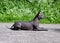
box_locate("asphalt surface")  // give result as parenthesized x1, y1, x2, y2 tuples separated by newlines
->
(0, 23, 60, 43)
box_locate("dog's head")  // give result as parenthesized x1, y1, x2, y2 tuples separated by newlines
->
(37, 12, 45, 19)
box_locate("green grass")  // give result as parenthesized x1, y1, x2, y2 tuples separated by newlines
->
(0, 0, 60, 23)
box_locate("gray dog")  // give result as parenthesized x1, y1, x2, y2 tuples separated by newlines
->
(10, 12, 48, 31)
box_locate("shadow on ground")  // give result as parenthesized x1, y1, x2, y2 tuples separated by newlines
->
(52, 29, 60, 32)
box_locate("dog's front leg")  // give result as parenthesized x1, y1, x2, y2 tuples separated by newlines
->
(33, 26, 48, 31)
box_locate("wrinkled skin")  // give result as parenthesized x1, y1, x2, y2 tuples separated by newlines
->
(10, 12, 48, 31)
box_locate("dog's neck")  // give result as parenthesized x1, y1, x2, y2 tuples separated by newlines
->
(32, 12, 40, 26)
(33, 17, 39, 23)
(32, 17, 39, 26)
(33, 14, 39, 20)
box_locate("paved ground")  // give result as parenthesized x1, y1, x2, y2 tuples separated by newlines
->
(0, 23, 60, 43)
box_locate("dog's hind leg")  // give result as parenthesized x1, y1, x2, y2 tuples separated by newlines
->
(10, 24, 18, 30)
(10, 25, 14, 30)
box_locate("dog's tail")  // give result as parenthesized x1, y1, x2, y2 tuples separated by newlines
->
(5, 25, 14, 29)
(5, 26, 10, 29)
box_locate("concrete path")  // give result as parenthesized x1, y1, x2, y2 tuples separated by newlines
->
(0, 23, 60, 43)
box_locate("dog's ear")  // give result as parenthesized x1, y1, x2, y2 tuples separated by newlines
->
(33, 11, 41, 20)
(36, 11, 41, 17)
(37, 11, 40, 15)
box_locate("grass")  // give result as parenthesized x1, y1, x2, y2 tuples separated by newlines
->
(0, 0, 60, 23)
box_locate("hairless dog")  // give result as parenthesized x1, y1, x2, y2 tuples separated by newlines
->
(10, 12, 48, 31)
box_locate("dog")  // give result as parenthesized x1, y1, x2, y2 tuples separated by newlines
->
(10, 12, 48, 31)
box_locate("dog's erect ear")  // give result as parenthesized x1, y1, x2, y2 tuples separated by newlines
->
(37, 11, 40, 15)
(36, 11, 40, 17)
(33, 11, 41, 20)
